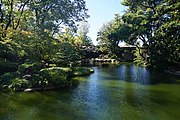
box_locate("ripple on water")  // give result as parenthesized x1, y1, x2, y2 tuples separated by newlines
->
(0, 64, 180, 120)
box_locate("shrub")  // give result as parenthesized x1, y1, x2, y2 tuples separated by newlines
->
(39, 67, 72, 87)
(8, 78, 29, 91)
(73, 67, 94, 76)
(17, 61, 42, 75)
(0, 72, 17, 89)
(0, 61, 18, 74)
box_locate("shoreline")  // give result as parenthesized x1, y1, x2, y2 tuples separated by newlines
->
(164, 70, 180, 77)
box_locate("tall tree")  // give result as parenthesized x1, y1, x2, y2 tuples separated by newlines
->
(0, 0, 31, 37)
(121, 0, 180, 69)
(77, 21, 92, 46)
(30, 0, 89, 36)
(97, 14, 124, 58)
(0, 0, 89, 71)
(0, 0, 89, 36)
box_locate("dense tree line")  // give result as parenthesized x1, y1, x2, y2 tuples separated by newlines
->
(0, 0, 93, 91)
(97, 0, 180, 70)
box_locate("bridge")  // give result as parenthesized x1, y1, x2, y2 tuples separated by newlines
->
(92, 58, 117, 63)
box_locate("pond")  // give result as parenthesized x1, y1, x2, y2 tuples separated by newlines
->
(0, 63, 180, 120)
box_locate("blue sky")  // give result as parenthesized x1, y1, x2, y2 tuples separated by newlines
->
(85, 0, 126, 45)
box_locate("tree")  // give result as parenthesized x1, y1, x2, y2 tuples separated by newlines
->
(0, 0, 90, 72)
(97, 14, 124, 58)
(0, 0, 31, 37)
(0, 0, 90, 90)
(151, 0, 180, 69)
(97, 0, 179, 69)
(58, 27, 76, 44)
(121, 0, 180, 69)
(77, 21, 92, 46)
(29, 0, 89, 36)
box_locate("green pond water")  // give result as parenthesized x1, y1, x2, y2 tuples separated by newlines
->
(0, 63, 180, 120)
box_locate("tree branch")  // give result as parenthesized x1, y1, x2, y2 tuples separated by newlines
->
(14, 0, 30, 30)
(51, 20, 63, 37)
(135, 44, 146, 60)
(5, 0, 13, 30)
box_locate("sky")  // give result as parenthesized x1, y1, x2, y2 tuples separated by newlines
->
(85, 0, 127, 45)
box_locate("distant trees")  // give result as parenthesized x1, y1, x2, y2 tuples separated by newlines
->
(97, 14, 124, 58)
(122, 0, 180, 69)
(97, 0, 180, 69)
(77, 21, 92, 46)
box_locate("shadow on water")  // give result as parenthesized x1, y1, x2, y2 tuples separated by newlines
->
(89, 63, 180, 85)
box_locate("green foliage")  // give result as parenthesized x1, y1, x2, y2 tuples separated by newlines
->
(97, 0, 179, 69)
(0, 60, 18, 74)
(58, 28, 77, 45)
(17, 61, 42, 75)
(0, 0, 89, 35)
(97, 14, 123, 58)
(39, 67, 72, 87)
(0, 29, 21, 62)
(120, 0, 180, 69)
(77, 21, 92, 46)
(51, 42, 81, 66)
(29, 0, 89, 35)
(133, 48, 147, 66)
(73, 67, 94, 76)
(8, 78, 29, 91)
(0, 72, 16, 85)
(0, 0, 91, 91)
(0, 0, 31, 32)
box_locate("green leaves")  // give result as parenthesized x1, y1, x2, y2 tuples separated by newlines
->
(51, 42, 81, 66)
(39, 67, 72, 87)
(77, 21, 92, 46)
(29, 0, 89, 35)
(97, 14, 124, 56)
(97, 0, 179, 69)
(121, 0, 180, 69)
(0, 0, 91, 90)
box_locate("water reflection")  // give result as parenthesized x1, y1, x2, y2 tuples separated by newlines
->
(104, 64, 151, 85)
(73, 65, 152, 119)
(0, 64, 180, 120)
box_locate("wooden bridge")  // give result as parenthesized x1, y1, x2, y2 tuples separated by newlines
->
(92, 58, 117, 63)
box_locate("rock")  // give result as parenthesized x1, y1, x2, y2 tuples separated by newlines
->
(24, 88, 32, 92)
(22, 74, 31, 80)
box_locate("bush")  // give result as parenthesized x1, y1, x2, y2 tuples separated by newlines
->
(39, 67, 72, 87)
(0, 61, 18, 74)
(73, 67, 94, 76)
(0, 72, 17, 88)
(17, 61, 42, 75)
(8, 78, 29, 91)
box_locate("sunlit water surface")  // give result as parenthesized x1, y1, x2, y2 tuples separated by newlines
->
(0, 63, 180, 120)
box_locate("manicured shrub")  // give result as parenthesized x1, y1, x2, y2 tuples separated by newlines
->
(0, 61, 18, 74)
(8, 78, 29, 91)
(39, 67, 72, 87)
(17, 61, 42, 75)
(0, 72, 17, 88)
(73, 67, 94, 76)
